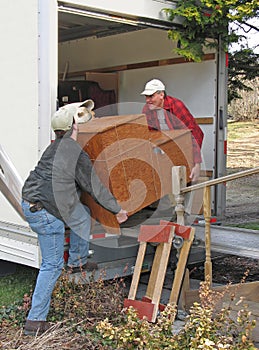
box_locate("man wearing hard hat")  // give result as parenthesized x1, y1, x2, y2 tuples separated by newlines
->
(21, 101, 128, 335)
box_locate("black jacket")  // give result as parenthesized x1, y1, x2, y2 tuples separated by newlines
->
(22, 136, 121, 221)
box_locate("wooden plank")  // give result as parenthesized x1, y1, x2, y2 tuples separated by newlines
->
(203, 186, 212, 286)
(196, 117, 214, 125)
(149, 240, 173, 321)
(184, 281, 259, 311)
(181, 167, 259, 194)
(185, 281, 259, 342)
(145, 235, 173, 301)
(62, 53, 216, 77)
(226, 301, 259, 317)
(145, 243, 165, 299)
(179, 269, 190, 311)
(169, 227, 195, 305)
(127, 242, 147, 300)
(223, 300, 259, 342)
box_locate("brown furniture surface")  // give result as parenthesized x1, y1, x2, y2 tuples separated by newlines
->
(77, 114, 193, 233)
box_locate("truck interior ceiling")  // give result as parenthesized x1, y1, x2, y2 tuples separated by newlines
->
(58, 3, 173, 42)
(58, 9, 142, 43)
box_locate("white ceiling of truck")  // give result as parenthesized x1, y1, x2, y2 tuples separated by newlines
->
(58, 4, 175, 42)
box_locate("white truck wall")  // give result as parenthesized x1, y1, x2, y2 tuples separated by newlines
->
(0, 0, 39, 225)
(0, 0, 39, 177)
(0, 0, 58, 226)
(58, 29, 178, 72)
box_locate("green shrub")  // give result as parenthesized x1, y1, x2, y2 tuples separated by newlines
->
(0, 292, 32, 328)
(0, 264, 37, 306)
(96, 278, 257, 349)
(48, 271, 127, 332)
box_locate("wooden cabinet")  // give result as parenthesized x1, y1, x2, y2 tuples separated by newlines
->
(77, 114, 193, 233)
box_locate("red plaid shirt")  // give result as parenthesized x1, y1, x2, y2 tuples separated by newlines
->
(142, 95, 204, 164)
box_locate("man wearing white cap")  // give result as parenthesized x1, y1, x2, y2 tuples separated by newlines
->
(141, 79, 204, 216)
(21, 102, 128, 335)
(141, 79, 204, 182)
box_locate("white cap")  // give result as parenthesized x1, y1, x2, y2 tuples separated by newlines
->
(51, 107, 74, 131)
(51, 100, 95, 131)
(141, 79, 165, 95)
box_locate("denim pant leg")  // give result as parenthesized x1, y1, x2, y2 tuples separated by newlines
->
(66, 202, 91, 267)
(21, 201, 65, 321)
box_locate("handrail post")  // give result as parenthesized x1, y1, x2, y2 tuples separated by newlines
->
(172, 166, 186, 225)
(172, 166, 190, 310)
(203, 185, 212, 286)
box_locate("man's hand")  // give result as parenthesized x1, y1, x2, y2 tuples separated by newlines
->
(190, 163, 201, 183)
(116, 209, 128, 224)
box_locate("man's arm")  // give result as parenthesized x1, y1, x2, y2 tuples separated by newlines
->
(190, 162, 201, 183)
(170, 98, 204, 181)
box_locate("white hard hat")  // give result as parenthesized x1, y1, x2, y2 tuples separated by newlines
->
(140, 79, 165, 95)
(51, 99, 95, 131)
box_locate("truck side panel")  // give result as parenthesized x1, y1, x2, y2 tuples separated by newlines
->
(0, 0, 39, 225)
(0, 0, 58, 226)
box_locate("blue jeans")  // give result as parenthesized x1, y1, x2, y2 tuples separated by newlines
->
(22, 200, 91, 321)
(65, 202, 91, 268)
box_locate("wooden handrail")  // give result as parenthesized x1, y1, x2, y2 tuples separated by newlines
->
(174, 166, 259, 288)
(181, 167, 259, 193)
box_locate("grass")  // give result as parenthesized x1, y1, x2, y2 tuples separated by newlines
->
(227, 222, 259, 231)
(227, 120, 259, 142)
(0, 264, 37, 306)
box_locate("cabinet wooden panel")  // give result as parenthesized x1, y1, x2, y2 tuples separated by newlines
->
(77, 115, 193, 233)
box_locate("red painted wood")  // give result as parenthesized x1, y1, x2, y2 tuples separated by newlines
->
(141, 296, 166, 312)
(124, 299, 155, 322)
(159, 220, 192, 239)
(138, 225, 172, 243)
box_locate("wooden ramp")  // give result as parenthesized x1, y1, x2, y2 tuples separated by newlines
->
(194, 224, 259, 259)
